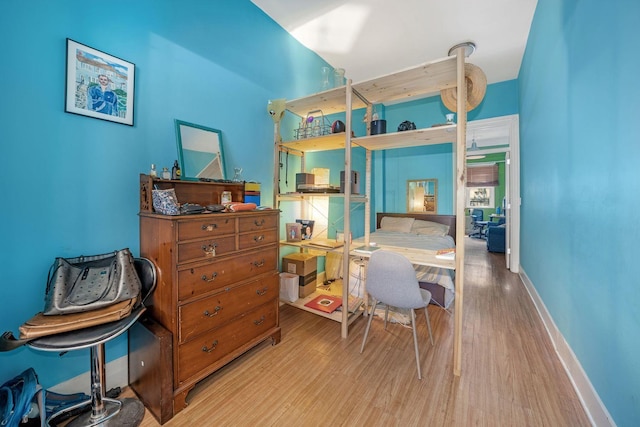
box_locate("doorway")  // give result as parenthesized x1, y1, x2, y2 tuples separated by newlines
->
(466, 115, 520, 273)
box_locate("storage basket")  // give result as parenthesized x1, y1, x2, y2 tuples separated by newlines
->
(294, 109, 331, 140)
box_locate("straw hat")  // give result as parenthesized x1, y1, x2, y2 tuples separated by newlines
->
(440, 63, 487, 112)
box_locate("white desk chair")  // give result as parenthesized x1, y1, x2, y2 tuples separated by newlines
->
(359, 250, 434, 379)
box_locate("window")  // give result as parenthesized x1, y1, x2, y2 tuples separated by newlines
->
(466, 187, 495, 208)
(467, 164, 499, 187)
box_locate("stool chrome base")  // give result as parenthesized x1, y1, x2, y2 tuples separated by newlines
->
(64, 398, 144, 427)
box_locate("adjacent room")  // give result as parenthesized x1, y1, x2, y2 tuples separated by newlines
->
(1, 1, 638, 426)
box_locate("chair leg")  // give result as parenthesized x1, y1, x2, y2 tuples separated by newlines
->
(383, 305, 390, 330)
(423, 307, 434, 346)
(360, 299, 378, 353)
(410, 309, 422, 380)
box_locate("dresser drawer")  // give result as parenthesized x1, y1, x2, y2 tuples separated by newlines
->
(238, 214, 278, 232)
(238, 228, 278, 250)
(178, 217, 235, 241)
(177, 302, 277, 384)
(178, 235, 236, 264)
(178, 273, 278, 343)
(178, 247, 278, 300)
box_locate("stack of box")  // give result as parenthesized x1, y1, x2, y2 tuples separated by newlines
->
(282, 253, 317, 298)
(244, 182, 260, 205)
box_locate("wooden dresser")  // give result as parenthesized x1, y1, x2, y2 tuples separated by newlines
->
(135, 175, 281, 422)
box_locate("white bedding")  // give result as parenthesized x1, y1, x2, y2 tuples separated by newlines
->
(351, 230, 456, 308)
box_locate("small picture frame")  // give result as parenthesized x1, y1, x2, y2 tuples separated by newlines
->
(295, 219, 315, 240)
(65, 38, 136, 126)
(286, 223, 302, 242)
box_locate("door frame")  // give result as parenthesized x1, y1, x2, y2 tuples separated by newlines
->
(467, 114, 520, 272)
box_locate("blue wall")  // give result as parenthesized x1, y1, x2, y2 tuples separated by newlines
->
(0, 0, 330, 388)
(519, 0, 640, 425)
(372, 80, 519, 216)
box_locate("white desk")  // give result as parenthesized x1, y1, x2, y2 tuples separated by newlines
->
(350, 244, 455, 270)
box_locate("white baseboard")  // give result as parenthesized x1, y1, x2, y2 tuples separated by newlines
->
(49, 355, 129, 395)
(519, 268, 615, 427)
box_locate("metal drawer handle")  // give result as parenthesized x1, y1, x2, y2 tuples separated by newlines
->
(253, 234, 265, 242)
(202, 340, 219, 353)
(256, 287, 268, 296)
(254, 219, 265, 226)
(252, 259, 265, 268)
(201, 272, 218, 282)
(202, 223, 218, 231)
(253, 316, 265, 326)
(202, 243, 218, 256)
(204, 306, 222, 317)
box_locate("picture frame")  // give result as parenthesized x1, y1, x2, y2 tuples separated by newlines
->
(65, 38, 135, 126)
(175, 120, 226, 180)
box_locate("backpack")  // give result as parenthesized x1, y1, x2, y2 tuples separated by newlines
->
(0, 368, 42, 427)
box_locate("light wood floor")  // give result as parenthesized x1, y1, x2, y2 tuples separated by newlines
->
(132, 237, 591, 426)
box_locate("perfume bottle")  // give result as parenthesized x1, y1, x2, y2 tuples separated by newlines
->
(150, 164, 157, 178)
(171, 160, 180, 180)
(161, 167, 171, 180)
(232, 167, 243, 182)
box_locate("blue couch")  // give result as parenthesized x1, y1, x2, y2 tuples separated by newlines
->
(486, 224, 506, 253)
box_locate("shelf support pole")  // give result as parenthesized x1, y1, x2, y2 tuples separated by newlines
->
(341, 79, 353, 339)
(453, 47, 468, 376)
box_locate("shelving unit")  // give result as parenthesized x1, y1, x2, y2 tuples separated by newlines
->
(273, 49, 469, 375)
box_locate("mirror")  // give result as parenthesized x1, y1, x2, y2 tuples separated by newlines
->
(407, 179, 438, 213)
(175, 119, 226, 180)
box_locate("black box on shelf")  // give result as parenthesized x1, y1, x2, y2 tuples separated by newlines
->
(340, 170, 360, 194)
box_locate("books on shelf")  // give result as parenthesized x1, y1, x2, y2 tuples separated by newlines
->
(435, 248, 456, 260)
(353, 245, 380, 255)
(304, 295, 342, 313)
(336, 296, 363, 313)
(305, 238, 344, 249)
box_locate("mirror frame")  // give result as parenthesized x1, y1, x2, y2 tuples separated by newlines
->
(175, 119, 226, 180)
(407, 179, 438, 214)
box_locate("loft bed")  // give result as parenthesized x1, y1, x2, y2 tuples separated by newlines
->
(349, 213, 457, 309)
(274, 47, 471, 375)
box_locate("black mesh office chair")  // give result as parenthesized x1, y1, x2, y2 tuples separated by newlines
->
(2, 257, 156, 426)
(469, 208, 489, 238)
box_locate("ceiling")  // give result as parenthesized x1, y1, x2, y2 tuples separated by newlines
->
(251, 0, 537, 149)
(251, 0, 537, 85)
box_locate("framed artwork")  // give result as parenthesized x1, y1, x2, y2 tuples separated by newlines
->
(407, 179, 438, 213)
(175, 120, 226, 180)
(466, 187, 495, 208)
(65, 38, 135, 126)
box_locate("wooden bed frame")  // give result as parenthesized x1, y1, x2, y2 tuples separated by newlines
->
(375, 212, 457, 242)
(373, 212, 456, 308)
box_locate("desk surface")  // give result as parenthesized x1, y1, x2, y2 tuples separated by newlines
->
(350, 244, 455, 270)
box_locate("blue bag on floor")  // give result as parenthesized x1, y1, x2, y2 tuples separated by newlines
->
(0, 367, 41, 426)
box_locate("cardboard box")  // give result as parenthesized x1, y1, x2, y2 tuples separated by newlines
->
(296, 173, 315, 191)
(282, 253, 317, 276)
(298, 271, 317, 297)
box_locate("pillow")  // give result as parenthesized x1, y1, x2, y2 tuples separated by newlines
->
(379, 216, 415, 233)
(411, 220, 450, 237)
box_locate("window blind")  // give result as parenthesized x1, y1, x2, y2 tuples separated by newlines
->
(467, 164, 499, 187)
